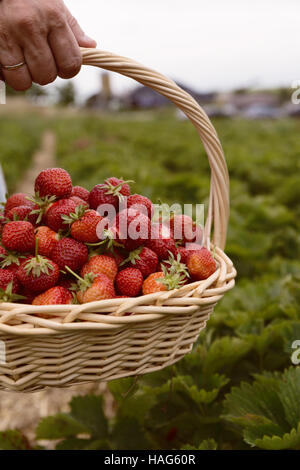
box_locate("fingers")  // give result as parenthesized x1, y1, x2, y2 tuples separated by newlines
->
(65, 7, 97, 48)
(23, 41, 57, 86)
(0, 44, 32, 91)
(48, 23, 82, 79)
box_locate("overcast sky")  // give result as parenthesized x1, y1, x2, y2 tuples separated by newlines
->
(57, 0, 299, 99)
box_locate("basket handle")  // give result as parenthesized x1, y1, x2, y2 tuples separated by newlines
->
(81, 48, 229, 250)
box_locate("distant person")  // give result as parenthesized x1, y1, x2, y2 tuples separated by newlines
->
(0, 0, 97, 91)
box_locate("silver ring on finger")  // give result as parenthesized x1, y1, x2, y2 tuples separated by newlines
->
(1, 62, 26, 71)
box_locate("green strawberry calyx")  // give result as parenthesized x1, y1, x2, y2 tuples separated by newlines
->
(64, 266, 95, 293)
(163, 251, 190, 279)
(0, 250, 25, 268)
(27, 192, 57, 224)
(120, 247, 143, 267)
(61, 205, 88, 226)
(104, 179, 134, 202)
(156, 266, 187, 291)
(0, 282, 25, 303)
(23, 238, 54, 278)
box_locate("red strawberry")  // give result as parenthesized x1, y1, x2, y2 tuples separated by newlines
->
(116, 208, 151, 251)
(116, 267, 143, 297)
(35, 226, 59, 257)
(71, 186, 90, 202)
(74, 272, 115, 304)
(142, 272, 167, 295)
(122, 247, 158, 278)
(2, 221, 35, 253)
(34, 168, 72, 199)
(177, 246, 190, 265)
(187, 247, 216, 280)
(170, 214, 203, 244)
(0, 269, 19, 294)
(63, 207, 103, 244)
(81, 255, 118, 281)
(0, 247, 27, 273)
(127, 194, 154, 219)
(7, 205, 39, 226)
(70, 196, 89, 209)
(0, 210, 6, 236)
(44, 198, 77, 232)
(146, 223, 178, 260)
(17, 255, 60, 294)
(4, 193, 35, 216)
(51, 238, 88, 271)
(142, 267, 186, 294)
(32, 286, 73, 305)
(89, 177, 131, 210)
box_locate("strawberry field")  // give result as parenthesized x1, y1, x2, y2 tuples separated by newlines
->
(1, 112, 300, 450)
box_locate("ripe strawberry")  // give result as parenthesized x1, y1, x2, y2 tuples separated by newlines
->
(51, 237, 88, 271)
(127, 194, 154, 219)
(71, 186, 90, 202)
(142, 266, 186, 295)
(177, 246, 190, 265)
(0, 247, 27, 273)
(35, 226, 59, 257)
(0, 210, 6, 236)
(116, 267, 143, 297)
(0, 269, 19, 294)
(7, 205, 39, 226)
(32, 286, 73, 306)
(122, 246, 158, 278)
(0, 269, 24, 302)
(187, 247, 216, 280)
(34, 168, 72, 199)
(71, 272, 115, 304)
(142, 272, 167, 295)
(44, 198, 77, 232)
(170, 214, 203, 244)
(89, 177, 131, 210)
(146, 223, 178, 260)
(62, 207, 103, 244)
(2, 221, 35, 253)
(81, 255, 118, 281)
(70, 196, 89, 209)
(17, 255, 60, 294)
(4, 193, 35, 216)
(116, 208, 151, 251)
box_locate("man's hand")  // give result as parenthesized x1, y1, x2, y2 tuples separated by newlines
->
(0, 0, 97, 91)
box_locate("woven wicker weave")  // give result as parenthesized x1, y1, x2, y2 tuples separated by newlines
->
(0, 49, 236, 392)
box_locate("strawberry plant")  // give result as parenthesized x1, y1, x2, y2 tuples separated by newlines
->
(1, 113, 300, 449)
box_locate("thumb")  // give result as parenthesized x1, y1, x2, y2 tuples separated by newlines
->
(66, 10, 97, 48)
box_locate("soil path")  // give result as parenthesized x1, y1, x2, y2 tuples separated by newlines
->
(0, 130, 114, 448)
(16, 129, 56, 194)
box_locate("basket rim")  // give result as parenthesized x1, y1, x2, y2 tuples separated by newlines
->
(0, 247, 236, 335)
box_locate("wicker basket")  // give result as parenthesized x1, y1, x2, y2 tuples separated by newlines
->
(0, 49, 236, 392)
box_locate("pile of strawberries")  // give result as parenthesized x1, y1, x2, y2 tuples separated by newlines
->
(0, 168, 216, 307)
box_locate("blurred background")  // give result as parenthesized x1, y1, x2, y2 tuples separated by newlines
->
(1, 0, 300, 451)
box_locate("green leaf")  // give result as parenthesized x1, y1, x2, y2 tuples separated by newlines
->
(69, 395, 108, 439)
(0, 430, 31, 450)
(36, 413, 88, 440)
(112, 416, 153, 450)
(182, 438, 217, 450)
